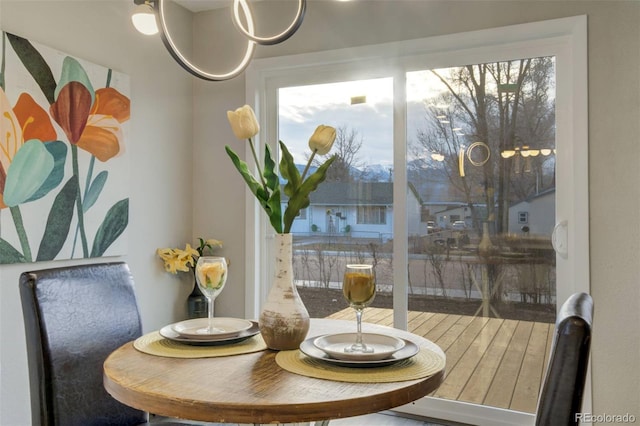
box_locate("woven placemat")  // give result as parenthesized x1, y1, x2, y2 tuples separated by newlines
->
(275, 348, 445, 383)
(133, 331, 267, 358)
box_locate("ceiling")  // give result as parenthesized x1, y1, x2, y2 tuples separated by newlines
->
(175, 0, 257, 13)
(175, 0, 344, 13)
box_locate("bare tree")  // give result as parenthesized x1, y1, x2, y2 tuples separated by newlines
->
(425, 244, 448, 297)
(412, 58, 555, 233)
(320, 126, 364, 182)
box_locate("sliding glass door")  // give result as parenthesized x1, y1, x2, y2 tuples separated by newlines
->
(246, 17, 587, 425)
(404, 58, 557, 414)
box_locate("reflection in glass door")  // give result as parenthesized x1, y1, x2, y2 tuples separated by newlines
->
(405, 57, 557, 413)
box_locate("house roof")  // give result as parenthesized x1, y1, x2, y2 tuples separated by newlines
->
(511, 187, 556, 208)
(311, 182, 393, 205)
(282, 182, 419, 206)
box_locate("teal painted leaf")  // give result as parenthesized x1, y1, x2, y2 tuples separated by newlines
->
(3, 140, 54, 207)
(83, 171, 108, 212)
(25, 141, 67, 203)
(0, 238, 27, 264)
(36, 176, 79, 261)
(90, 198, 129, 258)
(5, 33, 57, 104)
(54, 56, 95, 105)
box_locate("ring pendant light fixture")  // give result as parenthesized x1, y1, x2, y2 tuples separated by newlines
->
(231, 0, 306, 46)
(135, 0, 306, 81)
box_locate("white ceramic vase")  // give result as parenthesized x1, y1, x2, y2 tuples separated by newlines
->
(259, 233, 310, 350)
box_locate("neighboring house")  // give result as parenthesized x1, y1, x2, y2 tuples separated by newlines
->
(425, 203, 474, 230)
(507, 188, 555, 236)
(283, 182, 422, 238)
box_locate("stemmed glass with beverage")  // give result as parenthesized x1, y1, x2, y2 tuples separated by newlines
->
(342, 264, 376, 353)
(195, 256, 228, 334)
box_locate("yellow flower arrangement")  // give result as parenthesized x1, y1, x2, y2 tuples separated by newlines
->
(156, 238, 223, 274)
(197, 261, 227, 290)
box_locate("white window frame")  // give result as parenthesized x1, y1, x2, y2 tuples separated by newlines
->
(243, 15, 589, 426)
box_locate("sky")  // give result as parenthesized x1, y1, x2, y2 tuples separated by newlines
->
(277, 73, 448, 169)
(278, 77, 395, 167)
(276, 59, 557, 174)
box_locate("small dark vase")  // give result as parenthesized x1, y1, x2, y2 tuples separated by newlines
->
(187, 279, 207, 319)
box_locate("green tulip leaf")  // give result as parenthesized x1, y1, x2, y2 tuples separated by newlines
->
(36, 176, 79, 261)
(279, 141, 301, 197)
(283, 155, 336, 233)
(26, 141, 67, 203)
(263, 144, 279, 192)
(90, 198, 129, 258)
(83, 170, 108, 212)
(0, 238, 27, 264)
(263, 144, 282, 233)
(266, 187, 282, 234)
(54, 56, 95, 105)
(3, 140, 54, 207)
(298, 155, 337, 196)
(5, 33, 57, 104)
(225, 145, 271, 207)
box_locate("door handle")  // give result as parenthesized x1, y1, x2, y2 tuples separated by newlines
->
(552, 220, 568, 258)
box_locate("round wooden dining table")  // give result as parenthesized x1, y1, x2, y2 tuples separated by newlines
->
(103, 318, 445, 424)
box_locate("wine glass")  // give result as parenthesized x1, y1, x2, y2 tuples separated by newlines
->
(342, 264, 376, 353)
(195, 256, 228, 334)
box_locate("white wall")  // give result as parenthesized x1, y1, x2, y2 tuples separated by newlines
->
(0, 1, 195, 424)
(193, 0, 639, 421)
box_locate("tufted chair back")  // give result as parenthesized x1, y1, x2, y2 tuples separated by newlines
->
(19, 262, 148, 426)
(535, 292, 593, 426)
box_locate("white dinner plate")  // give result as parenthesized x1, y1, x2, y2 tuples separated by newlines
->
(171, 317, 253, 339)
(313, 333, 406, 361)
(160, 321, 260, 346)
(300, 335, 418, 368)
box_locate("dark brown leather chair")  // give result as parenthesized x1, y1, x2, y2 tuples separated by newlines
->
(19, 262, 148, 425)
(535, 292, 593, 426)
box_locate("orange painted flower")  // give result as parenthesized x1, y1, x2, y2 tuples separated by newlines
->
(92, 87, 130, 122)
(75, 88, 130, 161)
(49, 81, 92, 144)
(49, 57, 130, 162)
(0, 89, 62, 209)
(13, 93, 57, 143)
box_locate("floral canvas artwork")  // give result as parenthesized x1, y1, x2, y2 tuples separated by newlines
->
(0, 32, 130, 264)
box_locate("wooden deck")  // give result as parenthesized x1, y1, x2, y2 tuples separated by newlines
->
(326, 307, 554, 414)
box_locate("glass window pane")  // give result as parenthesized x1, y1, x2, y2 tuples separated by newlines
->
(406, 57, 556, 412)
(278, 78, 394, 320)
